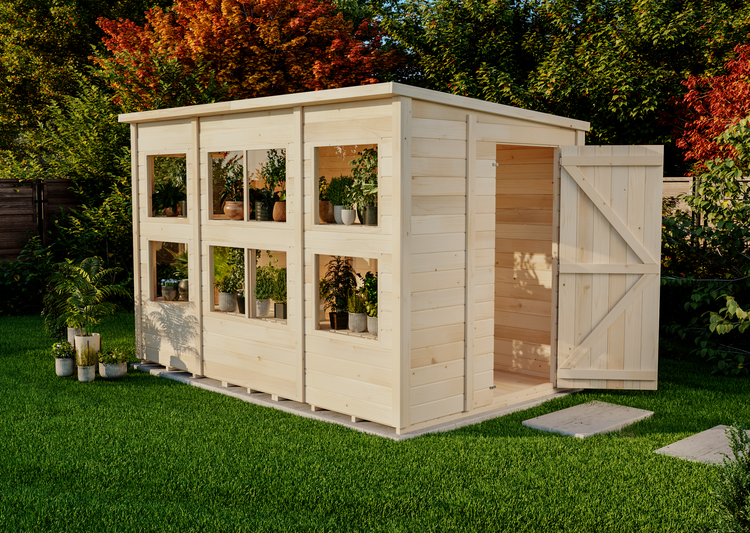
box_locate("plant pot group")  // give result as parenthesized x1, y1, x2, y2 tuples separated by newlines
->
(332, 205, 377, 226)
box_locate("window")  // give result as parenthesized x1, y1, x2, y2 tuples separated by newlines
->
(210, 246, 288, 324)
(316, 144, 378, 227)
(208, 149, 287, 222)
(149, 155, 187, 218)
(317, 254, 377, 338)
(152, 241, 189, 303)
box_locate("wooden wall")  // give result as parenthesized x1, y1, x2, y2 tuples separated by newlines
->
(493, 146, 555, 379)
(302, 98, 395, 426)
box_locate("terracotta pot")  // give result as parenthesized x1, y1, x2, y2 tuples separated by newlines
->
(319, 201, 335, 224)
(223, 200, 244, 220)
(273, 201, 286, 222)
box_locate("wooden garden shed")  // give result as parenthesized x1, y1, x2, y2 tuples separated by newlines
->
(121, 82, 663, 435)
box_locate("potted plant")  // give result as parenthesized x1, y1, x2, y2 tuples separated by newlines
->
(322, 256, 356, 329)
(48, 257, 130, 359)
(327, 175, 353, 224)
(255, 265, 276, 317)
(170, 249, 189, 301)
(350, 148, 378, 226)
(347, 289, 367, 333)
(215, 276, 239, 312)
(160, 278, 179, 301)
(153, 156, 187, 216)
(272, 267, 287, 319)
(215, 154, 246, 220)
(341, 189, 356, 226)
(255, 148, 285, 221)
(361, 271, 378, 335)
(318, 178, 335, 224)
(99, 348, 128, 380)
(52, 341, 75, 377)
(77, 343, 98, 383)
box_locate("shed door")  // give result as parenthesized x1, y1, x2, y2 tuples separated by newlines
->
(554, 146, 663, 390)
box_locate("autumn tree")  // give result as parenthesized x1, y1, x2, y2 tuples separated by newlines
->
(95, 0, 404, 112)
(676, 44, 750, 173)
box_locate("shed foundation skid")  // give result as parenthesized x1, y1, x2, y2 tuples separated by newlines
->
(122, 82, 663, 435)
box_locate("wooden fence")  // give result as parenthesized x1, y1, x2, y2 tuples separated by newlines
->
(0, 179, 78, 262)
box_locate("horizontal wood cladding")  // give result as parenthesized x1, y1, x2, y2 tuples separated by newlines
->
(138, 119, 193, 152)
(494, 145, 554, 379)
(199, 109, 295, 148)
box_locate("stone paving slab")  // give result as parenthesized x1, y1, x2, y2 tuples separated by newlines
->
(655, 425, 750, 464)
(522, 400, 653, 439)
(132, 362, 574, 440)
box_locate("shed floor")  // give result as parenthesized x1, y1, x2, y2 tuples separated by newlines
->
(493, 370, 555, 407)
(132, 362, 575, 440)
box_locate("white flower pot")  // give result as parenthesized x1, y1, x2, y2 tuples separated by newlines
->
(341, 209, 356, 225)
(348, 312, 367, 333)
(78, 365, 95, 383)
(74, 334, 101, 359)
(99, 362, 127, 380)
(55, 358, 74, 377)
(256, 298, 271, 317)
(367, 316, 378, 336)
(218, 292, 237, 312)
(67, 327, 83, 346)
(334, 205, 343, 224)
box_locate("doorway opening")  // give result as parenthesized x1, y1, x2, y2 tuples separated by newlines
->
(491, 144, 556, 406)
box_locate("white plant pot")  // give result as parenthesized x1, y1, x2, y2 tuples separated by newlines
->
(256, 298, 271, 317)
(67, 327, 83, 346)
(55, 358, 74, 377)
(333, 205, 343, 224)
(218, 292, 237, 312)
(78, 365, 95, 383)
(74, 334, 101, 360)
(341, 209, 356, 225)
(99, 362, 127, 380)
(348, 312, 367, 333)
(367, 316, 378, 336)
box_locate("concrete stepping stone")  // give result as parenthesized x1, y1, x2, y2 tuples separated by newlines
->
(522, 400, 653, 439)
(654, 425, 750, 464)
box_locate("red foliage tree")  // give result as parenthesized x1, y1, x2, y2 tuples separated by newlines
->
(95, 0, 402, 111)
(676, 44, 750, 171)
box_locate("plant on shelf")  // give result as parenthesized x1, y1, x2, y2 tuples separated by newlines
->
(318, 177, 335, 224)
(152, 156, 187, 216)
(327, 175, 354, 224)
(349, 148, 378, 225)
(272, 267, 287, 319)
(255, 264, 277, 317)
(52, 341, 75, 377)
(322, 256, 356, 329)
(46, 256, 130, 358)
(255, 148, 286, 221)
(160, 278, 179, 301)
(215, 275, 240, 312)
(347, 289, 367, 333)
(170, 249, 189, 301)
(361, 271, 378, 335)
(214, 153, 245, 220)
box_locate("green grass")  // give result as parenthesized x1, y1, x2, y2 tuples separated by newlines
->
(1, 312, 748, 532)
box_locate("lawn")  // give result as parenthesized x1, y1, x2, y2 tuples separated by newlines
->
(1, 312, 747, 532)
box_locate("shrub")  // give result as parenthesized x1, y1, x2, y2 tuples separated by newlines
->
(0, 236, 55, 316)
(51, 341, 75, 359)
(711, 423, 750, 532)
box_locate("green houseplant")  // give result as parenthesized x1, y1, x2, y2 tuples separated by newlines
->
(361, 271, 378, 335)
(256, 148, 286, 221)
(47, 256, 130, 359)
(215, 275, 240, 312)
(272, 267, 287, 319)
(347, 289, 367, 333)
(52, 341, 75, 377)
(318, 178, 335, 223)
(99, 348, 128, 379)
(322, 256, 356, 329)
(255, 264, 277, 317)
(327, 175, 354, 224)
(152, 156, 187, 216)
(349, 148, 378, 226)
(215, 154, 245, 220)
(170, 249, 189, 301)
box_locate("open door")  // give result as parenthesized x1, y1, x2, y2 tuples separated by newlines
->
(554, 146, 663, 390)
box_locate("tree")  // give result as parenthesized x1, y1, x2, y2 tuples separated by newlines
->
(382, 0, 750, 175)
(0, 0, 172, 154)
(676, 44, 750, 173)
(95, 0, 404, 112)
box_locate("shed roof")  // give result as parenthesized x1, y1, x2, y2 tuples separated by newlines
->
(118, 82, 590, 132)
